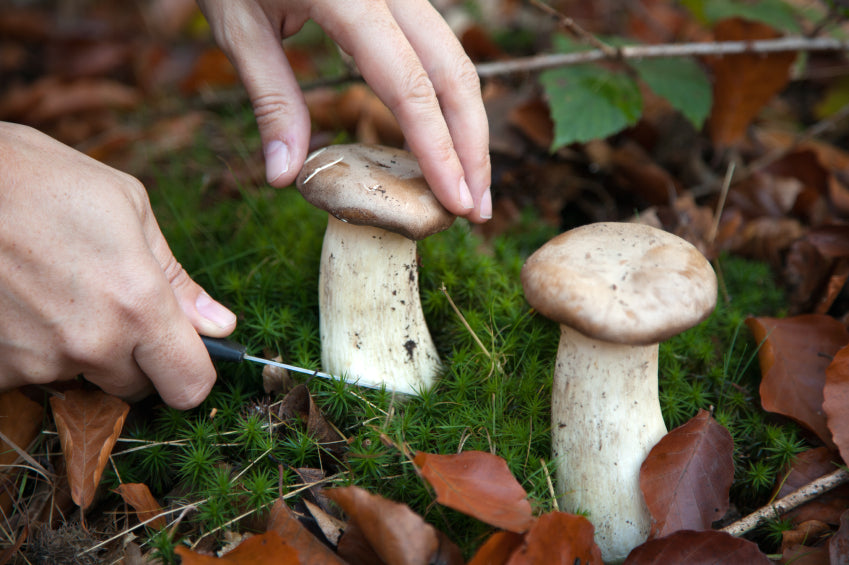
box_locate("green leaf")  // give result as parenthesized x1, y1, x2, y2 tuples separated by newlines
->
(681, 0, 801, 32)
(632, 57, 712, 129)
(540, 65, 642, 149)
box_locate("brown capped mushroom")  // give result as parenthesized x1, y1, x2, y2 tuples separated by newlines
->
(521, 222, 717, 563)
(296, 144, 454, 394)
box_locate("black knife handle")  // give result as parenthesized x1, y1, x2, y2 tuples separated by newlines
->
(200, 336, 247, 363)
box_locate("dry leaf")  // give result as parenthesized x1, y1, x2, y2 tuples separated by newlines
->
(747, 314, 849, 448)
(830, 510, 849, 564)
(175, 532, 299, 564)
(114, 483, 165, 529)
(337, 521, 385, 565)
(707, 18, 796, 147)
(49, 389, 130, 510)
(279, 385, 346, 464)
(824, 344, 849, 464)
(468, 531, 526, 565)
(780, 543, 830, 564)
(414, 450, 535, 533)
(623, 530, 771, 564)
(303, 499, 345, 545)
(266, 498, 345, 565)
(0, 388, 44, 515)
(327, 485, 439, 565)
(505, 512, 603, 565)
(640, 409, 734, 538)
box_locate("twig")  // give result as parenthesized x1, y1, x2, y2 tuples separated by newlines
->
(440, 283, 491, 360)
(475, 36, 849, 77)
(707, 161, 735, 245)
(721, 467, 849, 536)
(529, 0, 618, 58)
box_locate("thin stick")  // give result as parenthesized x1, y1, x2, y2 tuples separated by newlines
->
(529, 0, 618, 58)
(475, 36, 849, 77)
(440, 283, 491, 360)
(721, 467, 849, 536)
(708, 161, 735, 245)
(541, 458, 560, 513)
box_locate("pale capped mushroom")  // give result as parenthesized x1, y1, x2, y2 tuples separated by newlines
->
(295, 144, 454, 395)
(521, 222, 717, 563)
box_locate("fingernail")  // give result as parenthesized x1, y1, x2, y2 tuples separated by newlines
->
(480, 187, 492, 219)
(459, 178, 474, 210)
(264, 140, 290, 183)
(196, 292, 237, 329)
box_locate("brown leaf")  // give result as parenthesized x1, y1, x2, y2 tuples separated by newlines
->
(824, 344, 849, 464)
(640, 410, 734, 538)
(280, 385, 346, 452)
(779, 544, 829, 565)
(781, 519, 830, 551)
(266, 498, 345, 565)
(49, 389, 130, 510)
(327, 485, 439, 565)
(303, 499, 345, 546)
(623, 530, 771, 564)
(414, 451, 535, 533)
(505, 512, 603, 565)
(467, 531, 525, 565)
(114, 483, 165, 529)
(706, 18, 796, 147)
(747, 315, 849, 447)
(175, 532, 299, 564)
(0, 387, 43, 520)
(830, 510, 849, 564)
(337, 521, 385, 565)
(179, 47, 239, 95)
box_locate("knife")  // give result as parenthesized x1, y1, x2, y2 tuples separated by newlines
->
(200, 335, 384, 391)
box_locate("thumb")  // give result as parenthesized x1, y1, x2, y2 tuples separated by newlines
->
(227, 24, 311, 188)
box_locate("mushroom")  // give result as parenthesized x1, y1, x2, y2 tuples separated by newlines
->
(295, 144, 454, 395)
(521, 222, 717, 563)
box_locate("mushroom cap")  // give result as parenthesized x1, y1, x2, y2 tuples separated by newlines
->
(521, 222, 717, 345)
(295, 144, 455, 241)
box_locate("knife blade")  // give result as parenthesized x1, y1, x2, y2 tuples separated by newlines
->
(200, 335, 385, 391)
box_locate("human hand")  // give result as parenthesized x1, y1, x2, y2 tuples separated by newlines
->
(196, 0, 492, 223)
(0, 122, 237, 409)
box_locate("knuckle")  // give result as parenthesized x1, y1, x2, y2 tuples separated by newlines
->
(251, 92, 297, 129)
(394, 66, 437, 111)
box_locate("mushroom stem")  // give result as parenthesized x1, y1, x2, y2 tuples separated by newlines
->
(552, 325, 667, 564)
(319, 215, 440, 394)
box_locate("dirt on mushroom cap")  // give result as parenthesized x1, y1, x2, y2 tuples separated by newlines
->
(295, 144, 455, 241)
(521, 222, 718, 345)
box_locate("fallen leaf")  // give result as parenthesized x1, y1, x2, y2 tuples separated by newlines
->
(781, 519, 830, 550)
(830, 510, 849, 564)
(747, 314, 849, 448)
(780, 543, 830, 564)
(706, 18, 797, 147)
(623, 530, 772, 564)
(49, 389, 130, 510)
(824, 344, 849, 464)
(266, 498, 345, 565)
(179, 47, 239, 95)
(175, 532, 299, 564)
(0, 388, 44, 515)
(327, 485, 439, 565)
(506, 512, 602, 564)
(114, 483, 165, 529)
(337, 521, 385, 565)
(640, 409, 734, 538)
(467, 531, 525, 565)
(303, 499, 345, 546)
(414, 451, 535, 533)
(279, 385, 347, 465)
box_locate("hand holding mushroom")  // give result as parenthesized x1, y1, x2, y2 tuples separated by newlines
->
(522, 222, 717, 563)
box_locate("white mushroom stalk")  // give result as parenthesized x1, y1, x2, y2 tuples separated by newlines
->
(319, 216, 440, 394)
(521, 222, 717, 563)
(296, 144, 455, 395)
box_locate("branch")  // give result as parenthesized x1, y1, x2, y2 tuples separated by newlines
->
(476, 36, 849, 78)
(720, 467, 849, 537)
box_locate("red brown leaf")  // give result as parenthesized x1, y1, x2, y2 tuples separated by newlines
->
(414, 450, 535, 533)
(706, 18, 796, 147)
(776, 447, 849, 525)
(266, 498, 345, 565)
(114, 483, 165, 529)
(639, 409, 734, 538)
(49, 389, 130, 510)
(824, 344, 849, 464)
(505, 512, 603, 565)
(747, 314, 849, 447)
(0, 388, 44, 516)
(327, 485, 439, 565)
(174, 532, 299, 564)
(830, 510, 849, 564)
(468, 531, 525, 565)
(623, 530, 771, 564)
